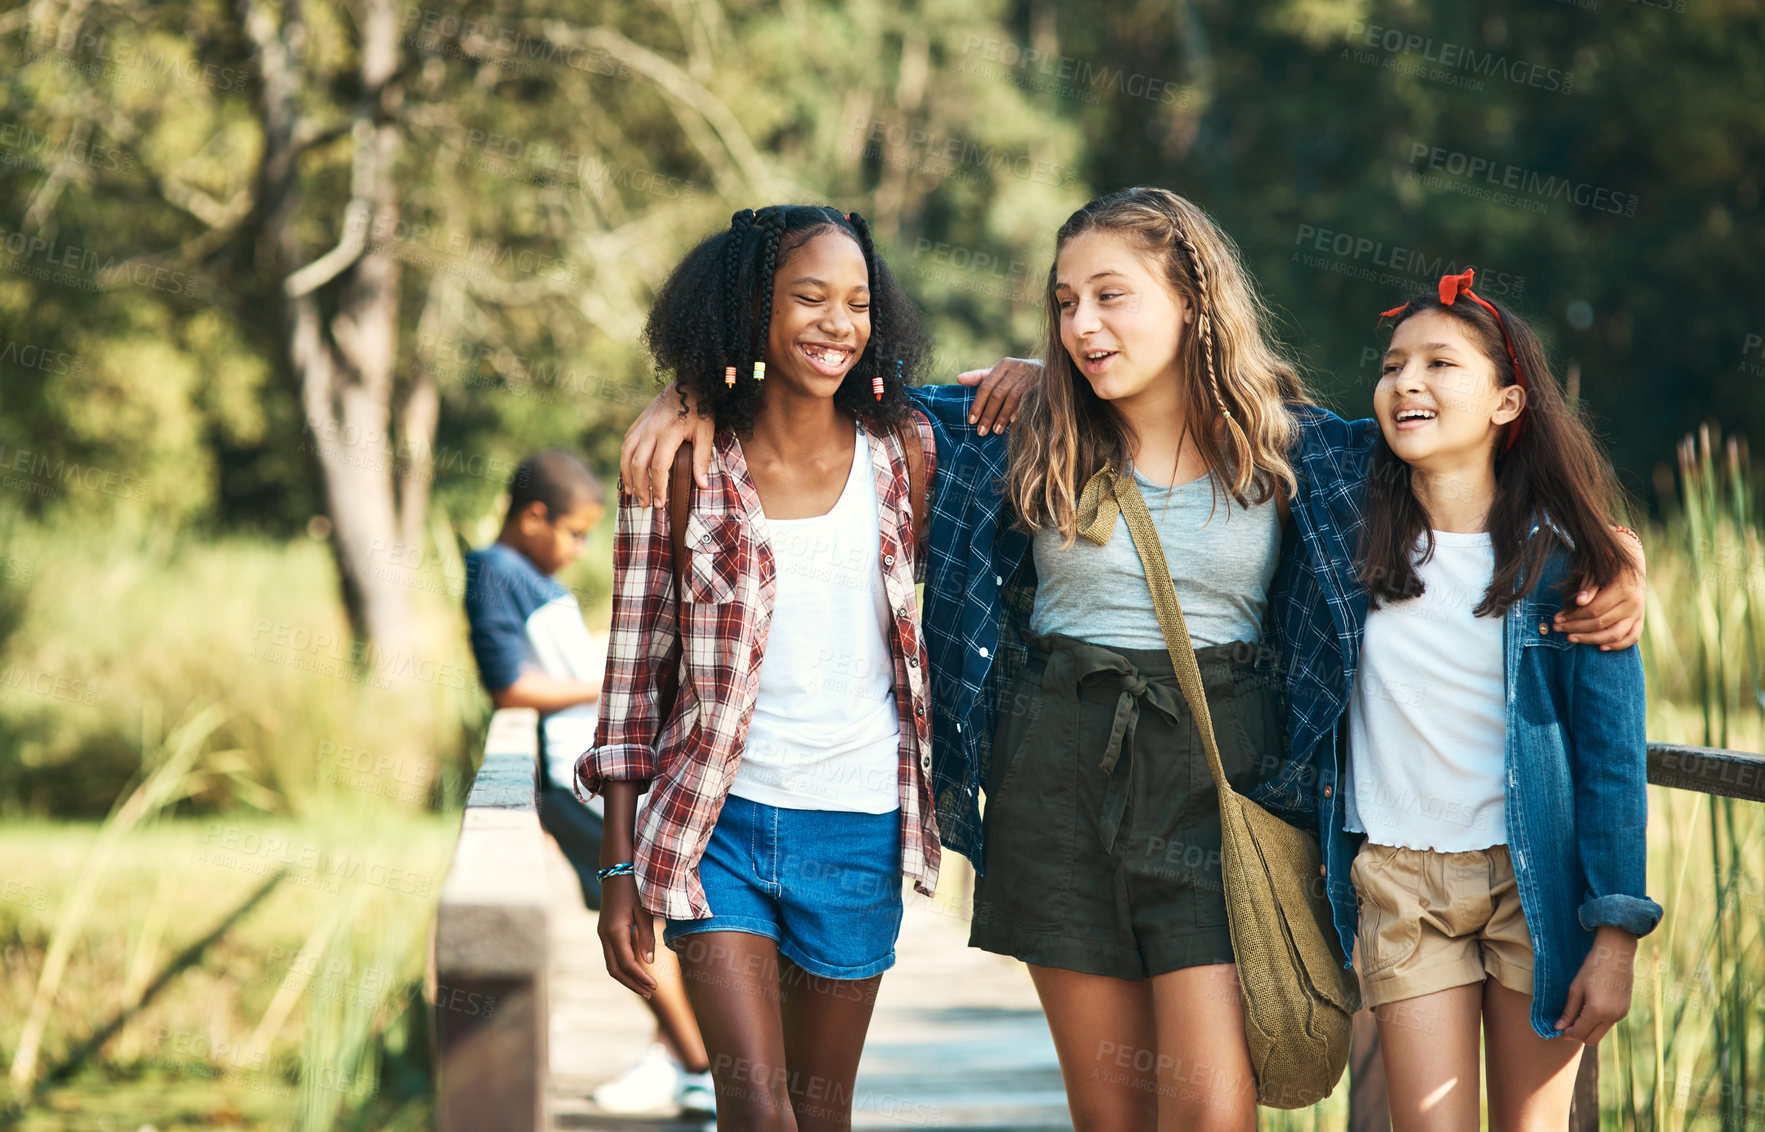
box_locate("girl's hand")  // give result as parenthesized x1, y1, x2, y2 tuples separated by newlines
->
(620, 381, 714, 507)
(1554, 530, 1647, 649)
(597, 875, 658, 996)
(955, 357, 1040, 436)
(1555, 925, 1638, 1044)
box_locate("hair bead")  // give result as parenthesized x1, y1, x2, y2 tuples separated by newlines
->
(724, 365, 737, 388)
(752, 360, 765, 382)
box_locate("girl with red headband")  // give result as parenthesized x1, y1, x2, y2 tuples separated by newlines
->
(1345, 271, 1660, 1131)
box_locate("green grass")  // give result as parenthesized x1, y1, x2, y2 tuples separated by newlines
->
(0, 813, 457, 1128)
(0, 511, 500, 1127)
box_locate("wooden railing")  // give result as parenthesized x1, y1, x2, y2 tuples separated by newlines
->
(1347, 742, 1765, 1132)
(431, 708, 551, 1132)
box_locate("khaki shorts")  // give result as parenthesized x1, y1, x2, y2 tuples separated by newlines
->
(1350, 842, 1534, 1007)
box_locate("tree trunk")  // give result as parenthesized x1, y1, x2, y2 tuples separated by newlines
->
(241, 0, 418, 655)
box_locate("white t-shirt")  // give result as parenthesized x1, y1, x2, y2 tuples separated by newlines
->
(728, 429, 902, 813)
(1345, 530, 1508, 851)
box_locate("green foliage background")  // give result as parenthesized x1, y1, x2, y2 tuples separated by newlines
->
(0, 0, 1761, 1125)
(3, 0, 1752, 547)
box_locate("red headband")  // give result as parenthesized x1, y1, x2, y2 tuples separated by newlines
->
(1381, 268, 1527, 455)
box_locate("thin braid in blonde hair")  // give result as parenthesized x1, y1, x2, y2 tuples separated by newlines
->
(1173, 224, 1253, 494)
(1173, 227, 1224, 416)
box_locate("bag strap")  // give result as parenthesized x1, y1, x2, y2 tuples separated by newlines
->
(893, 414, 929, 556)
(1077, 465, 1231, 794)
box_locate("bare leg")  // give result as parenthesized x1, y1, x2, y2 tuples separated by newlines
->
(1376, 983, 1484, 1132)
(1483, 979, 1584, 1132)
(1027, 965, 1159, 1132)
(646, 919, 711, 1070)
(676, 931, 796, 1132)
(777, 957, 884, 1132)
(1147, 963, 1255, 1132)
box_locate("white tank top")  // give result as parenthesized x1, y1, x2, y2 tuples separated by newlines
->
(728, 427, 901, 813)
(1345, 530, 1508, 851)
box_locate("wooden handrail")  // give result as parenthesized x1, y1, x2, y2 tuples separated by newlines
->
(431, 708, 551, 1132)
(1646, 742, 1765, 802)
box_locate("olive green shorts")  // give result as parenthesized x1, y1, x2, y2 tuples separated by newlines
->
(969, 630, 1287, 981)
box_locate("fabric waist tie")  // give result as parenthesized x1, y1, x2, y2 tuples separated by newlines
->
(1032, 632, 1188, 855)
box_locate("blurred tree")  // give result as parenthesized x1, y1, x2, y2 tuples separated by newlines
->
(0, 0, 1082, 649)
(1012, 0, 1763, 496)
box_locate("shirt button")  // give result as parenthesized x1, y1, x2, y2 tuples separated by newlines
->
(994, 575, 1003, 585)
(915, 704, 925, 717)
(1322, 786, 1333, 799)
(978, 646, 989, 658)
(884, 553, 895, 566)
(1539, 622, 1549, 635)
(908, 656, 919, 667)
(1319, 864, 1327, 877)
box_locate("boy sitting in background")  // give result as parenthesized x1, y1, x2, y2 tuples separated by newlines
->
(463, 450, 713, 1117)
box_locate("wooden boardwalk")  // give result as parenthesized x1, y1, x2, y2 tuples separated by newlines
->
(541, 838, 1071, 1131)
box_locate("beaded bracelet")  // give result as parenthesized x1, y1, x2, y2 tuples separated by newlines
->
(597, 862, 635, 880)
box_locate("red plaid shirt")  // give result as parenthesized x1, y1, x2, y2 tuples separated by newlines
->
(576, 413, 941, 920)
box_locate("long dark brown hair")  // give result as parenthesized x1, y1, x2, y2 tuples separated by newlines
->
(1358, 294, 1631, 615)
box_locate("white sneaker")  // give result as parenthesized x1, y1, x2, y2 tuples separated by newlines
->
(591, 1042, 681, 1115)
(676, 1067, 716, 1117)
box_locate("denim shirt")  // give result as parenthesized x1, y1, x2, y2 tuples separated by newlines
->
(904, 384, 1027, 869)
(1280, 409, 1663, 1037)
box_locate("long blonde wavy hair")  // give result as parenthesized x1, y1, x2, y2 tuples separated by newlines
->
(1009, 187, 1310, 541)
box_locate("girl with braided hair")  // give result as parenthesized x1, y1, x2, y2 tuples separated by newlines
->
(578, 204, 938, 1130)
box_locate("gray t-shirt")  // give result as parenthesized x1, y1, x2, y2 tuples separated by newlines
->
(1029, 465, 1283, 650)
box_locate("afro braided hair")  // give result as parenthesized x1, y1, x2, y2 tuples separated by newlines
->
(642, 204, 931, 436)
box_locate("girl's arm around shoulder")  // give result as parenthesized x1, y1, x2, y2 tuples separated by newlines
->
(1565, 639, 1664, 938)
(574, 487, 683, 803)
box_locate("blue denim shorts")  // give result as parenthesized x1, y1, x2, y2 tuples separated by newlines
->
(663, 794, 905, 979)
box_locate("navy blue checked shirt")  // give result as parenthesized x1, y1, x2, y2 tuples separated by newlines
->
(906, 385, 1379, 889)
